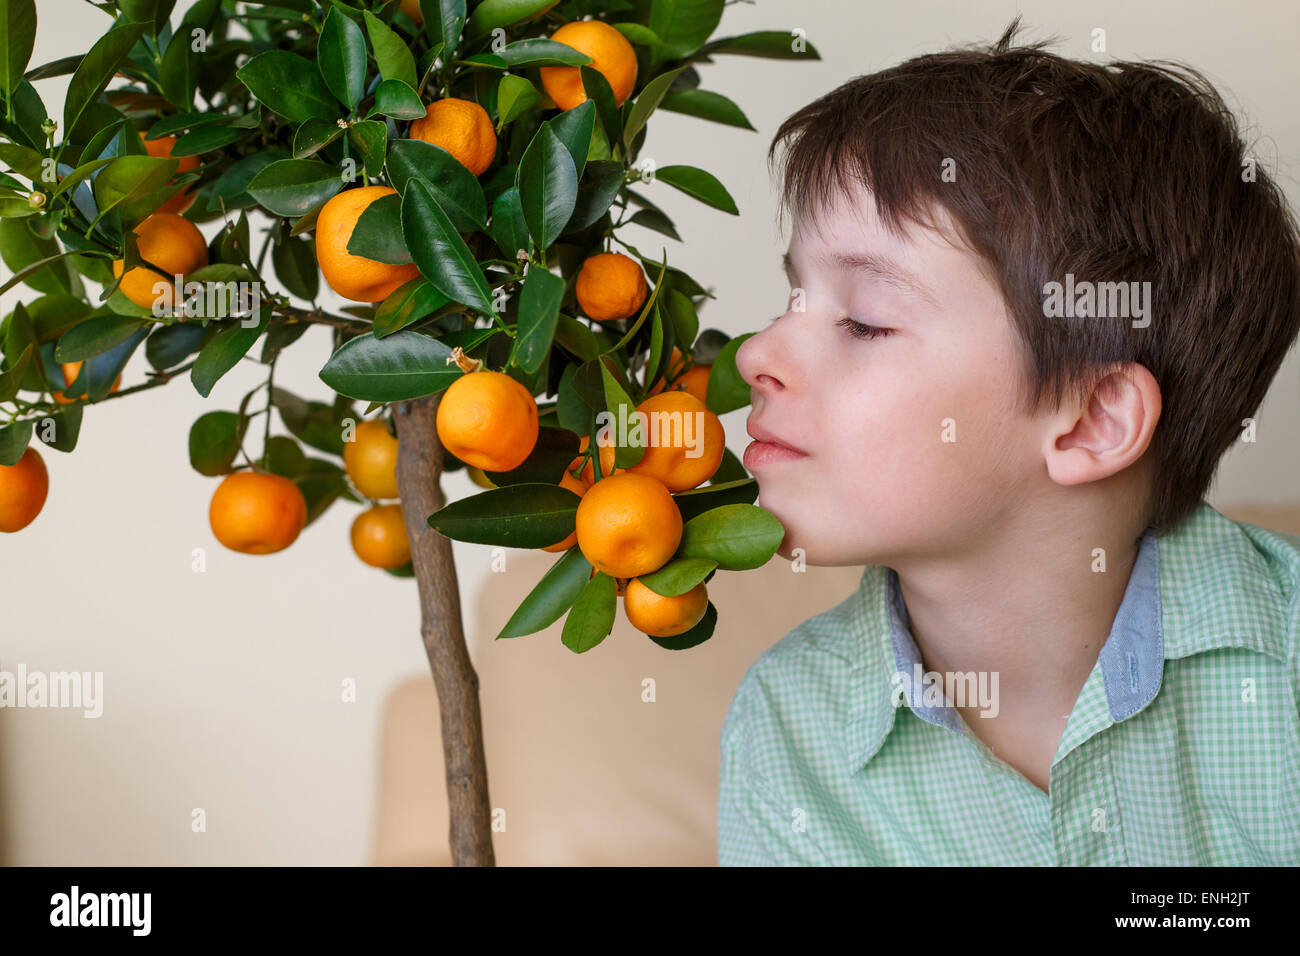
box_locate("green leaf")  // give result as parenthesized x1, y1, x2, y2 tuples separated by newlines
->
(658, 88, 754, 130)
(647, 600, 716, 650)
(363, 9, 418, 90)
(320, 6, 368, 111)
(91, 155, 178, 223)
(496, 544, 592, 640)
(319, 328, 458, 402)
(567, 160, 623, 232)
(50, 158, 112, 198)
(118, 0, 176, 35)
(54, 315, 149, 362)
(547, 99, 594, 181)
(264, 434, 308, 478)
(63, 20, 148, 140)
(372, 277, 449, 337)
(698, 30, 822, 60)
(676, 503, 785, 570)
(236, 51, 338, 124)
(464, 0, 554, 40)
(367, 79, 426, 120)
(0, 218, 81, 296)
(190, 309, 270, 398)
(427, 482, 581, 547)
(419, 0, 465, 54)
(292, 118, 346, 159)
(577, 65, 620, 147)
(515, 264, 564, 373)
(652, 164, 738, 214)
(496, 74, 539, 129)
(158, 27, 197, 108)
(599, 357, 645, 469)
(622, 66, 687, 152)
(627, 207, 679, 241)
(188, 410, 246, 476)
(401, 179, 497, 317)
(347, 191, 409, 264)
(704, 331, 751, 414)
(648, 0, 725, 59)
(385, 138, 486, 232)
(271, 232, 319, 301)
(488, 186, 530, 260)
(516, 123, 577, 252)
(246, 159, 344, 217)
(36, 401, 82, 453)
(0, 341, 31, 403)
(561, 570, 617, 653)
(347, 119, 388, 176)
(496, 38, 592, 68)
(637, 556, 717, 597)
(145, 321, 210, 370)
(0, 419, 33, 465)
(171, 123, 245, 156)
(1, 0, 37, 111)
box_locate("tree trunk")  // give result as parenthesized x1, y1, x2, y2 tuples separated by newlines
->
(392, 394, 495, 866)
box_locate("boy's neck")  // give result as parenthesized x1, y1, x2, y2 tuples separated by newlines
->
(893, 507, 1146, 729)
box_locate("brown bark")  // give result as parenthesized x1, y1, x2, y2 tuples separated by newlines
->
(392, 394, 495, 866)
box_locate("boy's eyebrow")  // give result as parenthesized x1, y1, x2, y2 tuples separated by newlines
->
(782, 249, 941, 310)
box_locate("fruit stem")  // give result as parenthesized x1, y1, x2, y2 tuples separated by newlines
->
(447, 346, 481, 375)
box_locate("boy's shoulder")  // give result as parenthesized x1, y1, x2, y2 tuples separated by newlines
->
(1158, 501, 1300, 665)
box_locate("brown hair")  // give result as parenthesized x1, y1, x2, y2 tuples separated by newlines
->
(767, 16, 1300, 536)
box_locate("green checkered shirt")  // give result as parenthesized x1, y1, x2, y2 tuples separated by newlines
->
(718, 502, 1300, 865)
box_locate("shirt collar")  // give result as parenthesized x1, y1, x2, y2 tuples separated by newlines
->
(841, 501, 1292, 777)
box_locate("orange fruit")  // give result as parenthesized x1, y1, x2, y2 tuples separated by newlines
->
(541, 468, 589, 553)
(209, 471, 308, 555)
(569, 432, 621, 484)
(576, 252, 647, 322)
(408, 98, 498, 177)
(315, 186, 421, 302)
(343, 418, 400, 500)
(623, 578, 708, 637)
(436, 369, 539, 472)
(0, 447, 49, 533)
(139, 132, 201, 215)
(351, 503, 412, 568)
(575, 471, 681, 578)
(624, 390, 725, 492)
(112, 212, 208, 311)
(399, 0, 423, 22)
(540, 20, 638, 111)
(674, 364, 711, 404)
(53, 361, 121, 404)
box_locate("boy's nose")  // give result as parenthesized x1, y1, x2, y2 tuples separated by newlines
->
(736, 325, 787, 393)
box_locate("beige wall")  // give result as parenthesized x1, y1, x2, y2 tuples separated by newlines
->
(2, 0, 1297, 864)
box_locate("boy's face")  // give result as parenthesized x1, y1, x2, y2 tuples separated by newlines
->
(735, 184, 1045, 567)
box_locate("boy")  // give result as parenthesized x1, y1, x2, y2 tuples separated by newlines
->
(721, 18, 1300, 865)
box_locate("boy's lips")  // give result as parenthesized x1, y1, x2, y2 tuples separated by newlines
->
(744, 419, 809, 469)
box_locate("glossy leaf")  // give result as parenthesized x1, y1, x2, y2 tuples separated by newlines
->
(188, 410, 246, 476)
(516, 122, 577, 252)
(372, 278, 449, 337)
(347, 191, 409, 264)
(236, 51, 337, 124)
(385, 138, 486, 232)
(247, 159, 344, 217)
(190, 309, 270, 398)
(561, 571, 616, 654)
(677, 503, 785, 571)
(514, 264, 564, 373)
(401, 179, 496, 318)
(653, 164, 738, 215)
(63, 20, 148, 140)
(488, 186, 530, 260)
(319, 328, 458, 401)
(496, 544, 592, 640)
(319, 6, 367, 111)
(1, 0, 37, 108)
(426, 482, 581, 547)
(364, 9, 418, 89)
(658, 88, 754, 129)
(367, 79, 426, 120)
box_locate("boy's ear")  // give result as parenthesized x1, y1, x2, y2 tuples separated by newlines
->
(1043, 363, 1162, 487)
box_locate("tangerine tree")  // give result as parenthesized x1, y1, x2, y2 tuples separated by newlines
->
(0, 0, 817, 865)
